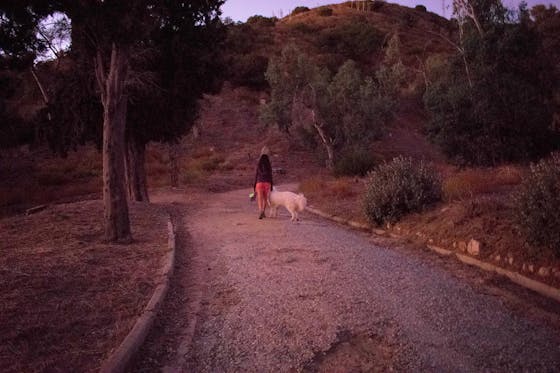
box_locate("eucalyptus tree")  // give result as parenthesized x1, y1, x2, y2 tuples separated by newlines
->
(1, 0, 225, 242)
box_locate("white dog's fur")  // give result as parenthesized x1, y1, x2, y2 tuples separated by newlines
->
(268, 189, 307, 221)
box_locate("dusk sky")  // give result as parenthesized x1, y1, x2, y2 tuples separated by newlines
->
(221, 0, 560, 21)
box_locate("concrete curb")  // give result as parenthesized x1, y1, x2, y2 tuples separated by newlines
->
(305, 206, 560, 304)
(99, 216, 177, 373)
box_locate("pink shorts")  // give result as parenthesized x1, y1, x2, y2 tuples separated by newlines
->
(255, 182, 271, 197)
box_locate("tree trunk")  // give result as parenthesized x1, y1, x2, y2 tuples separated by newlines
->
(311, 109, 335, 169)
(95, 44, 132, 243)
(169, 143, 180, 188)
(125, 136, 149, 202)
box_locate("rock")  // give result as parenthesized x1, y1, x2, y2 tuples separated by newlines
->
(538, 267, 550, 277)
(522, 263, 527, 271)
(452, 242, 457, 249)
(528, 264, 534, 273)
(494, 255, 501, 262)
(467, 239, 481, 256)
(458, 241, 467, 252)
(508, 256, 514, 265)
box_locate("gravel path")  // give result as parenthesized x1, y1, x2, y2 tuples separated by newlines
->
(134, 187, 560, 372)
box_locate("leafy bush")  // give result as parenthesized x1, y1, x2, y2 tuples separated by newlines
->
(423, 17, 557, 166)
(291, 6, 310, 16)
(289, 22, 315, 34)
(246, 15, 277, 27)
(514, 154, 560, 256)
(334, 147, 376, 177)
(317, 18, 384, 61)
(317, 7, 333, 17)
(363, 156, 441, 225)
(227, 53, 269, 89)
(415, 5, 427, 12)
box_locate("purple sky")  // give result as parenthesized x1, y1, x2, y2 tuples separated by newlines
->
(221, 0, 560, 21)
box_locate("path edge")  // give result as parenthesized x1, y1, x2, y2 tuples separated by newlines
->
(305, 206, 560, 304)
(99, 215, 177, 373)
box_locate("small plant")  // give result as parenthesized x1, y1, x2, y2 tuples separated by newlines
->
(514, 153, 560, 256)
(363, 156, 441, 225)
(291, 6, 310, 16)
(317, 7, 333, 17)
(334, 147, 376, 177)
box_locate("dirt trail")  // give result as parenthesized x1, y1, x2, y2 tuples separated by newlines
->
(131, 186, 560, 372)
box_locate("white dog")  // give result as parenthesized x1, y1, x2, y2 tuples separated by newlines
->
(268, 189, 307, 221)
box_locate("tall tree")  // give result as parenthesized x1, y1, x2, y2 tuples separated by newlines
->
(262, 45, 394, 169)
(424, 2, 557, 165)
(1, 0, 225, 241)
(124, 0, 225, 202)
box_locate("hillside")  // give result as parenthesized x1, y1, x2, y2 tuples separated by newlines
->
(2, 1, 560, 285)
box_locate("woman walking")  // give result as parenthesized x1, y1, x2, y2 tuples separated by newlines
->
(253, 147, 273, 219)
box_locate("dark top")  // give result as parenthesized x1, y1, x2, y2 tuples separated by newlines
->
(254, 154, 273, 190)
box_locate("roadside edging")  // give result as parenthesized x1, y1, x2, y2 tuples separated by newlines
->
(305, 206, 560, 304)
(99, 216, 177, 373)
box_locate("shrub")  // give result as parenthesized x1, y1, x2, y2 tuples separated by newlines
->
(317, 19, 384, 61)
(317, 7, 333, 17)
(363, 156, 441, 225)
(514, 153, 560, 256)
(423, 20, 557, 166)
(334, 147, 376, 177)
(289, 22, 314, 34)
(228, 53, 269, 89)
(246, 15, 277, 27)
(415, 4, 427, 12)
(291, 6, 310, 16)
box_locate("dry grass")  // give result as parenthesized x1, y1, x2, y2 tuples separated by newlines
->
(442, 166, 522, 201)
(0, 200, 169, 373)
(301, 174, 367, 224)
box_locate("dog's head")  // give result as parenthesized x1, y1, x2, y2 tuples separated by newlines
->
(297, 193, 307, 210)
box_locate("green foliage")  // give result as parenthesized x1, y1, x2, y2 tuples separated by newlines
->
(514, 153, 560, 256)
(415, 5, 427, 12)
(317, 18, 384, 61)
(262, 45, 396, 167)
(329, 60, 393, 147)
(246, 15, 277, 27)
(291, 6, 310, 16)
(363, 156, 442, 225)
(227, 54, 269, 89)
(289, 22, 315, 34)
(225, 17, 275, 88)
(0, 67, 32, 149)
(334, 147, 376, 177)
(424, 19, 557, 165)
(317, 7, 333, 17)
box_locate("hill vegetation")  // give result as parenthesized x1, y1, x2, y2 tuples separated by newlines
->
(2, 0, 560, 266)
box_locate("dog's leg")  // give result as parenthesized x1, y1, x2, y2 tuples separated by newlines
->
(289, 208, 296, 221)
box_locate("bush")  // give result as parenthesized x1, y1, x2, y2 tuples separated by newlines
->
(334, 147, 376, 177)
(363, 156, 441, 225)
(227, 53, 269, 89)
(291, 6, 310, 16)
(423, 21, 557, 166)
(415, 4, 427, 12)
(246, 15, 277, 27)
(514, 154, 560, 256)
(317, 18, 384, 61)
(317, 7, 333, 17)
